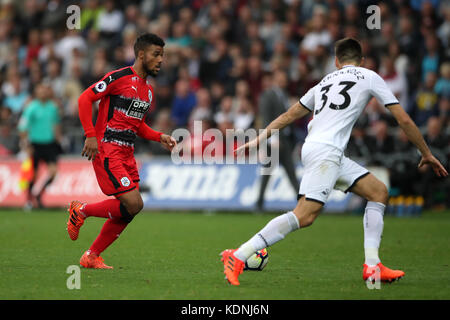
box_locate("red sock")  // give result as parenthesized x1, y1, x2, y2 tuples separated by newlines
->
(89, 218, 128, 256)
(82, 199, 122, 219)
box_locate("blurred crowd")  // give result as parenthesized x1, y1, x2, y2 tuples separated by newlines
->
(0, 0, 449, 208)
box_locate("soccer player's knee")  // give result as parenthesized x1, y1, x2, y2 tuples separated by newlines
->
(128, 199, 143, 215)
(136, 198, 144, 213)
(369, 182, 388, 204)
(302, 214, 316, 227)
(380, 184, 389, 203)
(295, 212, 316, 228)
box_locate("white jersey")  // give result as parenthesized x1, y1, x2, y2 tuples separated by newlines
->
(299, 65, 399, 152)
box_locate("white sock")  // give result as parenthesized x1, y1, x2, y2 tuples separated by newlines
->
(363, 201, 385, 266)
(234, 211, 300, 262)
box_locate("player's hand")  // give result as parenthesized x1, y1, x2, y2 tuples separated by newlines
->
(82, 137, 98, 161)
(418, 154, 448, 177)
(160, 134, 177, 151)
(234, 139, 258, 156)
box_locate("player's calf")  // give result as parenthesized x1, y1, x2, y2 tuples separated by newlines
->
(293, 196, 323, 228)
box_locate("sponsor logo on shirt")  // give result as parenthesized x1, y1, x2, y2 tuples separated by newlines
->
(126, 99, 150, 119)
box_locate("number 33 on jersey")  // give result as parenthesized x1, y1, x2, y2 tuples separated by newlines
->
(299, 65, 399, 152)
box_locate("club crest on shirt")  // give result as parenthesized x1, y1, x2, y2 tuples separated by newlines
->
(148, 89, 153, 104)
(120, 177, 130, 187)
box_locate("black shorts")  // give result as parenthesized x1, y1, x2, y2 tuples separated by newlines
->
(31, 142, 60, 168)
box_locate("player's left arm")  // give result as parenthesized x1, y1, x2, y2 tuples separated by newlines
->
(137, 122, 177, 151)
(235, 101, 311, 154)
(371, 72, 447, 178)
(388, 104, 448, 177)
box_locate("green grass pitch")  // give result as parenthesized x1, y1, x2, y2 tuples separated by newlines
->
(1, 209, 449, 299)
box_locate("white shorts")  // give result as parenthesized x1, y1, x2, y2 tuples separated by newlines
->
(298, 142, 369, 204)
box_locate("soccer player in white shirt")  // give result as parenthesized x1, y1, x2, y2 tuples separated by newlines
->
(222, 38, 448, 286)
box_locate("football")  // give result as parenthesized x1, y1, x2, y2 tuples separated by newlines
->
(244, 248, 269, 271)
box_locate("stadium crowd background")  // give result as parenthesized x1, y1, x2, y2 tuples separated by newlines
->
(0, 0, 448, 210)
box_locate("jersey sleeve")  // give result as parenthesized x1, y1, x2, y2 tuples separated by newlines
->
(78, 73, 120, 137)
(89, 72, 121, 99)
(299, 85, 316, 111)
(137, 122, 163, 142)
(370, 72, 399, 107)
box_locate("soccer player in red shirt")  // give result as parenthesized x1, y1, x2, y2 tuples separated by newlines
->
(67, 33, 176, 269)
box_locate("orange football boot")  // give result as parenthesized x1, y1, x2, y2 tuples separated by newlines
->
(67, 200, 86, 241)
(79, 251, 113, 269)
(220, 249, 245, 286)
(363, 263, 405, 283)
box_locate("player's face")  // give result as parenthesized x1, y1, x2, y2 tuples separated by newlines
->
(143, 44, 164, 77)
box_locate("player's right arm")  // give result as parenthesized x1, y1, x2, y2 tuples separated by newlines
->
(388, 104, 448, 177)
(78, 74, 116, 160)
(235, 101, 311, 154)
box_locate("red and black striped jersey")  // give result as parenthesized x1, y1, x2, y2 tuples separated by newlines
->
(78, 66, 162, 158)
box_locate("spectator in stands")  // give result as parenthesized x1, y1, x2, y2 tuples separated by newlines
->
(380, 55, 409, 110)
(214, 95, 234, 127)
(437, 95, 450, 127)
(417, 116, 449, 208)
(410, 71, 440, 126)
(171, 79, 196, 127)
(166, 21, 191, 48)
(422, 34, 442, 81)
(437, 4, 450, 47)
(97, 0, 123, 36)
(80, 0, 102, 31)
(245, 56, 264, 106)
(0, 123, 19, 155)
(25, 28, 41, 68)
(54, 29, 87, 76)
(256, 70, 299, 211)
(234, 97, 255, 130)
(300, 7, 331, 62)
(3, 75, 29, 115)
(189, 88, 212, 124)
(210, 81, 226, 113)
(0, 0, 448, 212)
(38, 28, 56, 64)
(435, 62, 450, 97)
(44, 58, 65, 101)
(389, 128, 420, 197)
(370, 120, 396, 168)
(346, 120, 376, 162)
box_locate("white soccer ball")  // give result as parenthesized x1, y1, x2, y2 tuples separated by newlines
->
(244, 248, 269, 271)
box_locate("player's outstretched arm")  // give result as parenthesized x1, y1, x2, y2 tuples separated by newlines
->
(159, 134, 177, 151)
(389, 104, 448, 177)
(235, 102, 310, 154)
(78, 89, 100, 161)
(137, 122, 177, 151)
